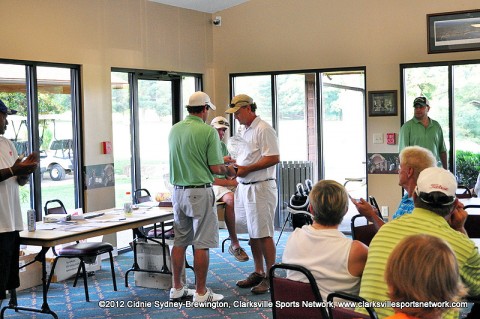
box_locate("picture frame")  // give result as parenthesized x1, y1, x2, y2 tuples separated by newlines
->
(368, 90, 397, 117)
(427, 9, 480, 54)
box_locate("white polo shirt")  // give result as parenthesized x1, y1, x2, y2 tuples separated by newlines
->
(0, 136, 23, 232)
(235, 116, 279, 183)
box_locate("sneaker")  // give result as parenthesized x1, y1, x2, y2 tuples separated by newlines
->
(251, 277, 270, 294)
(193, 288, 224, 302)
(169, 285, 195, 301)
(229, 245, 249, 262)
(236, 272, 265, 288)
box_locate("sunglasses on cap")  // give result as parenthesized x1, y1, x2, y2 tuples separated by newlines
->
(229, 100, 251, 107)
(215, 120, 230, 127)
(416, 190, 456, 207)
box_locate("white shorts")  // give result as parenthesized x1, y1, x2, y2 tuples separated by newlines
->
(213, 185, 236, 202)
(234, 179, 277, 238)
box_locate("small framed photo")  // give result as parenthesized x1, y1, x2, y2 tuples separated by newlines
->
(368, 90, 397, 117)
(427, 9, 480, 54)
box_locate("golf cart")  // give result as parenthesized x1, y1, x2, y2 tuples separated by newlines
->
(40, 138, 73, 181)
(8, 114, 74, 181)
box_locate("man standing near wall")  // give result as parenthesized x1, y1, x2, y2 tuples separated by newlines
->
(168, 91, 234, 302)
(225, 94, 280, 294)
(398, 96, 447, 169)
(0, 99, 39, 304)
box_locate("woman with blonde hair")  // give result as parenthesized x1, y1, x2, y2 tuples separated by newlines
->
(385, 234, 466, 319)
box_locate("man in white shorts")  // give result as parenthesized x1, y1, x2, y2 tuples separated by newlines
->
(225, 94, 280, 294)
(210, 116, 249, 262)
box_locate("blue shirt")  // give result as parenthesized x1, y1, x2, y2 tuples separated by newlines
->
(392, 193, 414, 220)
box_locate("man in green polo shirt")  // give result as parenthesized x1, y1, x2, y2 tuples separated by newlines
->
(168, 91, 235, 303)
(398, 96, 447, 169)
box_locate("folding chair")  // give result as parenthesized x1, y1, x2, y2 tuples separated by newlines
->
(44, 199, 117, 302)
(456, 185, 473, 199)
(133, 188, 174, 239)
(350, 214, 377, 246)
(269, 263, 329, 319)
(327, 291, 378, 319)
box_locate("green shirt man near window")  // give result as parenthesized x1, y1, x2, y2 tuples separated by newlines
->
(398, 96, 447, 169)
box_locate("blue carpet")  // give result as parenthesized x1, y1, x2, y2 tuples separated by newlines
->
(5, 229, 290, 318)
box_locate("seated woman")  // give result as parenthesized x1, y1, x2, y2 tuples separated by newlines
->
(282, 180, 368, 301)
(384, 234, 466, 319)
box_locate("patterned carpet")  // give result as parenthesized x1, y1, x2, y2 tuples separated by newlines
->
(4, 229, 290, 318)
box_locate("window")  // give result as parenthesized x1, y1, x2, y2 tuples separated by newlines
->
(0, 61, 82, 220)
(402, 60, 480, 188)
(231, 68, 366, 232)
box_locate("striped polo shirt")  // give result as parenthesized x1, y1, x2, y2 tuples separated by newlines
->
(359, 208, 480, 319)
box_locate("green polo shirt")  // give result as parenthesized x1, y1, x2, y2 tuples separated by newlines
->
(213, 141, 229, 180)
(398, 117, 447, 165)
(168, 115, 224, 186)
(358, 208, 480, 319)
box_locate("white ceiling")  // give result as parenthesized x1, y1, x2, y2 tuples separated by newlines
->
(149, 0, 249, 13)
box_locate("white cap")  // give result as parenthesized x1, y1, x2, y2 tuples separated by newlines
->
(187, 91, 216, 110)
(416, 167, 457, 197)
(211, 116, 230, 129)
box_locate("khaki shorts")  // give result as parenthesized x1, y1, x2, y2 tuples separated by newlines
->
(172, 187, 219, 249)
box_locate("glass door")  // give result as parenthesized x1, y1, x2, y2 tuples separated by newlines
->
(37, 66, 76, 212)
(137, 78, 173, 195)
(0, 62, 80, 221)
(321, 71, 366, 231)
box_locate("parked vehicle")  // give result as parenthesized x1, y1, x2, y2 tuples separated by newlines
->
(40, 139, 73, 181)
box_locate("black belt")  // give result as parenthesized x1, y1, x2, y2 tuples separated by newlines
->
(174, 184, 212, 189)
(240, 178, 276, 185)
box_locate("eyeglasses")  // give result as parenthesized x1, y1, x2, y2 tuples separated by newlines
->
(214, 120, 230, 127)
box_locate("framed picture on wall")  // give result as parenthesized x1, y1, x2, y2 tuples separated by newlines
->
(428, 9, 480, 54)
(368, 90, 397, 117)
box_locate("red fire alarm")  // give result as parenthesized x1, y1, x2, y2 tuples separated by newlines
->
(101, 141, 112, 154)
(386, 133, 396, 145)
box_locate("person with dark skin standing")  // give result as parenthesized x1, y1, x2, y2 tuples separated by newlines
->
(0, 99, 39, 305)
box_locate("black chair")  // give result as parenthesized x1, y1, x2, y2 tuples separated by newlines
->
(44, 199, 117, 302)
(350, 214, 377, 246)
(269, 263, 329, 319)
(327, 291, 378, 319)
(456, 185, 473, 199)
(134, 188, 153, 203)
(132, 188, 174, 239)
(464, 205, 480, 238)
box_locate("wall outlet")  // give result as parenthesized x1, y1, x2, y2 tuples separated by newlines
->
(373, 133, 383, 144)
(381, 206, 389, 217)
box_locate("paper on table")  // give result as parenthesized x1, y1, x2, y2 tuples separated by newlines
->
(36, 223, 58, 230)
(62, 225, 98, 232)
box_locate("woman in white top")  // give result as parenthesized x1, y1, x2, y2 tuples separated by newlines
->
(282, 180, 368, 301)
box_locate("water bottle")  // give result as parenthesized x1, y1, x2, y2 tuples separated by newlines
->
(27, 209, 36, 232)
(124, 191, 133, 217)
